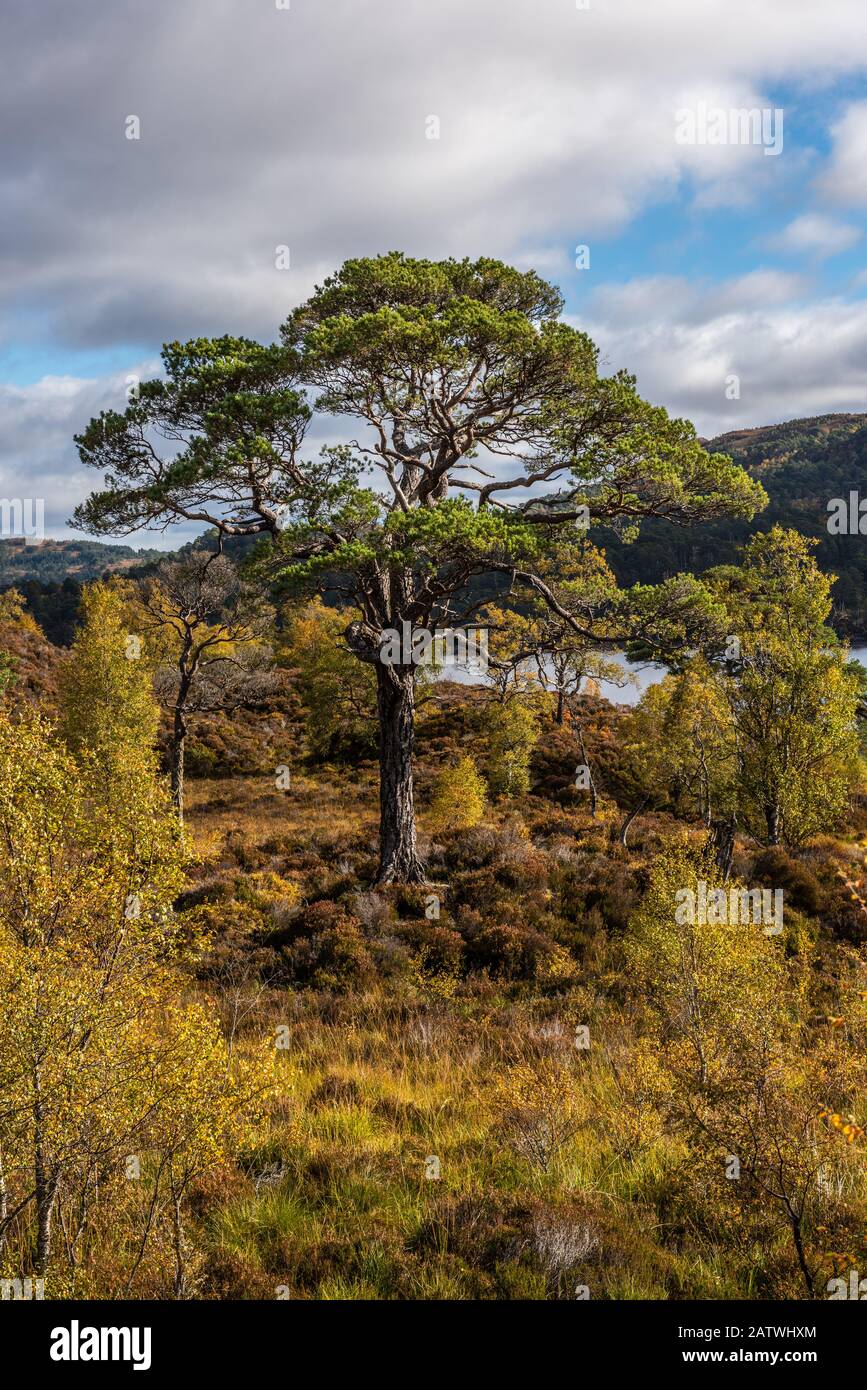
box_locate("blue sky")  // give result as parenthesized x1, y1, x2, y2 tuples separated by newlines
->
(3, 0, 867, 543)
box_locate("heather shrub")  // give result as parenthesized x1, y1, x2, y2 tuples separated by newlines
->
(283, 899, 359, 940)
(396, 923, 465, 975)
(467, 923, 554, 979)
(450, 866, 517, 922)
(494, 847, 550, 891)
(306, 923, 375, 990)
(751, 846, 823, 915)
(279, 920, 375, 991)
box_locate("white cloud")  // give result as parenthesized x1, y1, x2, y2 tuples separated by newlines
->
(586, 270, 808, 332)
(0, 364, 177, 542)
(582, 276, 867, 437)
(770, 212, 861, 258)
(821, 100, 867, 205)
(2, 0, 867, 349)
(0, 360, 362, 544)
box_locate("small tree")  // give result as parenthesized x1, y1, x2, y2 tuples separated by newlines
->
(482, 696, 540, 799)
(0, 592, 26, 698)
(626, 664, 737, 827)
(0, 707, 184, 1275)
(427, 755, 487, 834)
(59, 579, 159, 791)
(280, 597, 377, 760)
(485, 544, 631, 722)
(627, 845, 867, 1297)
(135, 551, 276, 817)
(0, 705, 268, 1293)
(125, 996, 271, 1298)
(0, 588, 40, 633)
(704, 529, 863, 846)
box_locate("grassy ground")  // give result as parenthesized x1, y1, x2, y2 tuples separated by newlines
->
(173, 755, 866, 1301)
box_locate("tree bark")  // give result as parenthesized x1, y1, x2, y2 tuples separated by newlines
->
(375, 663, 427, 884)
(619, 797, 648, 850)
(576, 724, 597, 818)
(170, 707, 187, 819)
(33, 1082, 58, 1276)
(34, 1178, 58, 1277)
(0, 1145, 7, 1258)
(555, 689, 565, 725)
(709, 813, 736, 881)
(170, 649, 194, 821)
(765, 802, 781, 846)
(170, 1185, 186, 1299)
(787, 1207, 814, 1298)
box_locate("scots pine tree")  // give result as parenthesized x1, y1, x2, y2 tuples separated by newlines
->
(73, 254, 765, 881)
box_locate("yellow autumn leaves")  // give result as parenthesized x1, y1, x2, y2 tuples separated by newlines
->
(0, 589, 270, 1291)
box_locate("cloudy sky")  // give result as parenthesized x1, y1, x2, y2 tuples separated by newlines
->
(3, 0, 867, 543)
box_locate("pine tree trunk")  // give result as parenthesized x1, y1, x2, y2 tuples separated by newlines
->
(375, 663, 426, 884)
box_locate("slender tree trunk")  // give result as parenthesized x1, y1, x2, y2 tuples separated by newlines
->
(33, 1083, 58, 1276)
(765, 802, 781, 845)
(34, 1180, 58, 1277)
(555, 689, 565, 725)
(375, 663, 426, 884)
(787, 1207, 814, 1298)
(0, 1145, 7, 1258)
(170, 657, 194, 821)
(123, 1157, 168, 1298)
(619, 797, 648, 850)
(697, 746, 711, 825)
(576, 724, 597, 818)
(170, 707, 187, 818)
(709, 813, 737, 881)
(170, 1186, 186, 1299)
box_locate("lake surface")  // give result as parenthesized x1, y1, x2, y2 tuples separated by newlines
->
(439, 646, 867, 706)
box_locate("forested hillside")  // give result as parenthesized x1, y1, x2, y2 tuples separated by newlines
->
(598, 414, 867, 638)
(0, 540, 171, 642)
(0, 537, 169, 584)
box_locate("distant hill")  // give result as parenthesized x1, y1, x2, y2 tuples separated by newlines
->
(0, 537, 169, 585)
(0, 538, 171, 644)
(595, 413, 867, 641)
